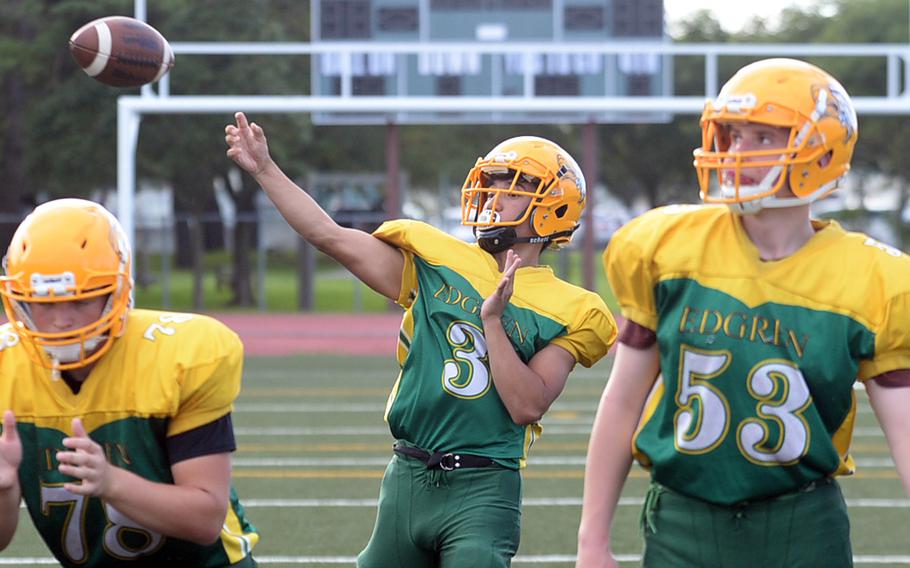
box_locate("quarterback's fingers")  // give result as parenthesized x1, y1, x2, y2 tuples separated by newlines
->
(235, 111, 248, 129)
(1, 411, 17, 442)
(501, 279, 514, 300)
(250, 122, 265, 140)
(492, 280, 507, 299)
(506, 249, 522, 273)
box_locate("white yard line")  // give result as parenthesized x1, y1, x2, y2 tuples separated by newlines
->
(4, 555, 910, 565)
(239, 497, 910, 508)
(230, 455, 896, 468)
(233, 401, 878, 414)
(234, 425, 889, 437)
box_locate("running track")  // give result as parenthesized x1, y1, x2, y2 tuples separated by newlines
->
(210, 313, 403, 357)
(211, 312, 623, 357)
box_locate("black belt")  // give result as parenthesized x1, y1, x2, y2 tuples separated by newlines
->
(393, 443, 496, 471)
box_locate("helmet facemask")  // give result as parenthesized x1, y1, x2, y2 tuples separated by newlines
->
(4, 283, 124, 371)
(692, 59, 858, 214)
(468, 168, 547, 253)
(461, 137, 586, 252)
(0, 199, 133, 371)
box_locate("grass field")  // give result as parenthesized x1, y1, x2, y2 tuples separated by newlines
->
(6, 354, 909, 566)
(131, 249, 620, 314)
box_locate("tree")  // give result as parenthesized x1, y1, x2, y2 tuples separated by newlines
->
(0, 0, 132, 247)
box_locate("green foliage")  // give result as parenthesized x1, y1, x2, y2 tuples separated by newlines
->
(3, 0, 910, 291)
(0, 0, 130, 199)
(600, 0, 910, 210)
(133, 267, 391, 312)
(3, 0, 910, 212)
(130, 249, 619, 313)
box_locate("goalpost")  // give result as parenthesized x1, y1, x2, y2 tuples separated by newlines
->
(117, 40, 910, 250)
(118, 0, 910, 293)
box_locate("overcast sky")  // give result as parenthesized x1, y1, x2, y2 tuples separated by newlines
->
(663, 0, 829, 33)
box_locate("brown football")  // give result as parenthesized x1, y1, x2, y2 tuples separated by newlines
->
(69, 16, 175, 88)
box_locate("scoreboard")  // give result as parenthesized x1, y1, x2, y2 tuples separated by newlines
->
(311, 0, 670, 124)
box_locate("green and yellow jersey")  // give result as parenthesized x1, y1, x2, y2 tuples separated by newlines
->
(0, 309, 258, 567)
(606, 204, 910, 505)
(374, 220, 617, 469)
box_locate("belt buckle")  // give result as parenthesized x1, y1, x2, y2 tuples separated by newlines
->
(439, 453, 458, 471)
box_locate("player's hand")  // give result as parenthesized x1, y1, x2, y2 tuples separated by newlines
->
(481, 249, 521, 321)
(57, 418, 114, 497)
(225, 111, 272, 177)
(0, 411, 22, 491)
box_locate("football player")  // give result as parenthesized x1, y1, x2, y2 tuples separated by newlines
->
(225, 113, 617, 567)
(0, 199, 258, 567)
(577, 58, 910, 567)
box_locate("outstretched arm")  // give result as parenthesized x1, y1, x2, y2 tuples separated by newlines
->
(576, 342, 660, 568)
(0, 411, 21, 550)
(865, 378, 910, 496)
(225, 112, 403, 300)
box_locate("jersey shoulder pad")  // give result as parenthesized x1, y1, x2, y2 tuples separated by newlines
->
(373, 219, 472, 260)
(125, 309, 243, 366)
(605, 205, 727, 329)
(610, 204, 725, 256)
(837, 227, 910, 298)
(373, 219, 485, 272)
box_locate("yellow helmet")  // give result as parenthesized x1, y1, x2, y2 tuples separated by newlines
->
(461, 136, 586, 253)
(0, 198, 133, 370)
(693, 58, 858, 213)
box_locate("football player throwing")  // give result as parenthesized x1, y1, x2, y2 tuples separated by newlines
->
(226, 114, 617, 567)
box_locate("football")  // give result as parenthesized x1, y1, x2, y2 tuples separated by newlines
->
(69, 16, 174, 88)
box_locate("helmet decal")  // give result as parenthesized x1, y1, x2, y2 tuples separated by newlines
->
(710, 93, 758, 114)
(30, 272, 77, 297)
(491, 150, 519, 163)
(556, 157, 586, 202)
(820, 82, 857, 144)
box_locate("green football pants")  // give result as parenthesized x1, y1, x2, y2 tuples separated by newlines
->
(640, 478, 852, 568)
(356, 452, 522, 568)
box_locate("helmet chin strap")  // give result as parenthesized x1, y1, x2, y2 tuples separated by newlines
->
(725, 179, 839, 215)
(475, 226, 576, 254)
(43, 335, 106, 364)
(473, 205, 576, 254)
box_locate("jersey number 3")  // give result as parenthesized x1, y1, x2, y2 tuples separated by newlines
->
(674, 345, 812, 465)
(442, 321, 491, 399)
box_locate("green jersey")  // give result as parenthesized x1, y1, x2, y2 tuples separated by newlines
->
(374, 220, 616, 468)
(0, 310, 258, 567)
(605, 205, 910, 505)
